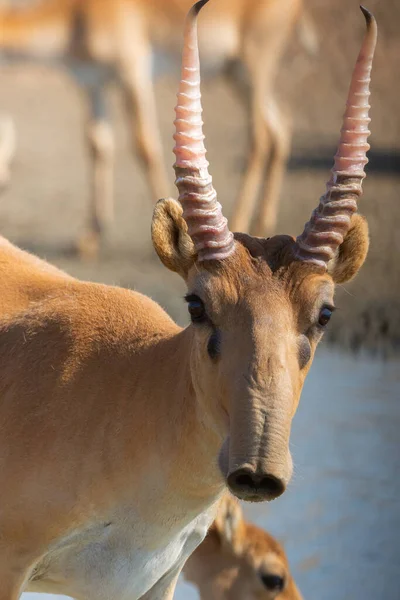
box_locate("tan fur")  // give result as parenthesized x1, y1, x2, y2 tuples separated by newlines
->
(0, 0, 315, 255)
(184, 494, 303, 600)
(0, 5, 370, 592)
(328, 214, 370, 284)
(0, 234, 74, 316)
(151, 198, 195, 277)
(0, 190, 368, 597)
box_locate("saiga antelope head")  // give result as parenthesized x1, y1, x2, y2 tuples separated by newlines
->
(184, 494, 303, 600)
(152, 0, 377, 502)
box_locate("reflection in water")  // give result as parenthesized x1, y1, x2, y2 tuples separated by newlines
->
(22, 350, 400, 600)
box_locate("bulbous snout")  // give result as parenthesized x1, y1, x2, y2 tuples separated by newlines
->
(220, 338, 297, 503)
(227, 467, 286, 502)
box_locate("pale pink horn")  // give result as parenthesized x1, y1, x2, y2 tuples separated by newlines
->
(296, 7, 377, 268)
(173, 0, 234, 261)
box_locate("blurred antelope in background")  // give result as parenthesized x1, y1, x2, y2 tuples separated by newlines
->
(0, 2, 376, 598)
(184, 494, 303, 600)
(0, 114, 15, 187)
(0, 0, 317, 256)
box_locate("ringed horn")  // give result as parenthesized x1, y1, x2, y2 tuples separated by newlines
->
(296, 6, 377, 268)
(173, 0, 235, 261)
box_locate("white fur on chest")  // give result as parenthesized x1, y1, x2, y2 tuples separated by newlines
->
(28, 510, 213, 600)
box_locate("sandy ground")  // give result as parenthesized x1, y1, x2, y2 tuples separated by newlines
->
(0, 0, 399, 354)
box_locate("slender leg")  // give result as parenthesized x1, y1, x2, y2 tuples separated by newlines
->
(251, 99, 291, 237)
(0, 114, 16, 191)
(229, 3, 297, 236)
(228, 63, 271, 234)
(78, 85, 115, 259)
(0, 565, 28, 600)
(0, 588, 21, 600)
(118, 40, 169, 203)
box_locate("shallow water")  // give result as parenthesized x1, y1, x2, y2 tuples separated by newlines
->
(22, 349, 400, 600)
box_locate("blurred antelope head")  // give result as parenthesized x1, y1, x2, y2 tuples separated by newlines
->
(152, 1, 377, 501)
(184, 494, 303, 600)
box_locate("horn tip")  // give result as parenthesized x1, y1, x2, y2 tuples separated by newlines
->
(192, 0, 210, 17)
(359, 5, 375, 27)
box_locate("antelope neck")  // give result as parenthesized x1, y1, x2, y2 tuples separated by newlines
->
(121, 325, 226, 503)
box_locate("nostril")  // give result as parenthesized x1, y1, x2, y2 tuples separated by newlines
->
(228, 469, 286, 501)
(235, 473, 256, 490)
(259, 474, 285, 499)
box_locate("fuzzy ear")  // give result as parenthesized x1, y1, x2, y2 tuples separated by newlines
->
(151, 198, 196, 278)
(328, 213, 369, 284)
(213, 494, 245, 555)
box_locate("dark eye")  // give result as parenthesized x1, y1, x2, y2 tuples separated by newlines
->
(318, 305, 334, 327)
(186, 294, 206, 324)
(260, 573, 285, 592)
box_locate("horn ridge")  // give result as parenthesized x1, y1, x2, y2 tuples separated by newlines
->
(296, 7, 377, 268)
(173, 0, 234, 262)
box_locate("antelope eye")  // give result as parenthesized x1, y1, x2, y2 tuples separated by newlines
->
(260, 573, 285, 592)
(186, 295, 206, 323)
(318, 306, 334, 327)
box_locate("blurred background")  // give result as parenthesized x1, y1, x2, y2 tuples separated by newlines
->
(0, 0, 398, 599)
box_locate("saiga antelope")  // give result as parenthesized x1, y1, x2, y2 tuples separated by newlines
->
(0, 2, 376, 598)
(184, 494, 303, 600)
(0, 0, 317, 256)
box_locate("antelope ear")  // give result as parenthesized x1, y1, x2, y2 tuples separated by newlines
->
(213, 494, 245, 554)
(151, 198, 196, 278)
(328, 213, 369, 284)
